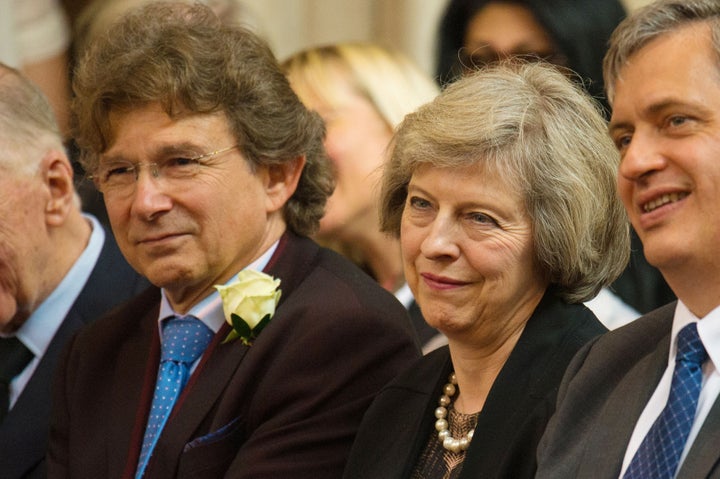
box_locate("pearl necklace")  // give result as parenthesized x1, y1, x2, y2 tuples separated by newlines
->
(434, 372, 475, 453)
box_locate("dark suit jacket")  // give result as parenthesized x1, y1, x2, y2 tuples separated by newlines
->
(342, 292, 606, 479)
(48, 233, 421, 479)
(0, 229, 149, 479)
(536, 301, 720, 478)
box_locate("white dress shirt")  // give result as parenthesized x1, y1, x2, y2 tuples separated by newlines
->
(619, 300, 720, 477)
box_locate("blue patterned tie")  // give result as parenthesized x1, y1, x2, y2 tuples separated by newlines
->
(135, 315, 214, 478)
(624, 322, 708, 479)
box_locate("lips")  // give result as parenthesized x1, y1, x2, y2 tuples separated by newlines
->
(421, 273, 468, 290)
(135, 232, 186, 245)
(642, 192, 688, 213)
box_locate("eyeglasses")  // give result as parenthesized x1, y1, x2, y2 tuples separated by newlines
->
(89, 144, 238, 196)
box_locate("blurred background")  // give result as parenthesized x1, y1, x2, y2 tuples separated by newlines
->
(59, 0, 654, 77)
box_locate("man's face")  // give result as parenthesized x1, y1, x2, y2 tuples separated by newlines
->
(610, 23, 720, 309)
(102, 103, 280, 311)
(0, 168, 50, 333)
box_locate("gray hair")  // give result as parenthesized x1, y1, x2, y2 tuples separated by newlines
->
(380, 60, 630, 303)
(0, 63, 65, 176)
(604, 0, 720, 103)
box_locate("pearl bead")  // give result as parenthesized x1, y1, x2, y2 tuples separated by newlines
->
(434, 370, 476, 453)
(443, 383, 457, 396)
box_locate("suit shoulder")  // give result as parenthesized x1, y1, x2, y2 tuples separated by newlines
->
(310, 246, 411, 318)
(586, 301, 675, 364)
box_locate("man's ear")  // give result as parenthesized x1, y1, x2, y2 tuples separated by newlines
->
(41, 151, 76, 226)
(264, 155, 306, 213)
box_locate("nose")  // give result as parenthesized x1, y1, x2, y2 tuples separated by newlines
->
(419, 214, 460, 260)
(618, 131, 667, 182)
(130, 166, 172, 220)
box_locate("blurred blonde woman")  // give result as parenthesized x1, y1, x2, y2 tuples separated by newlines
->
(283, 43, 443, 351)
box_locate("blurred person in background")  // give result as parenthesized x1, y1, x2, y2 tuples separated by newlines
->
(283, 43, 444, 352)
(0, 0, 72, 138)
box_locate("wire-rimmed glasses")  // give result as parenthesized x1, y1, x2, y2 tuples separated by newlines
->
(89, 144, 238, 197)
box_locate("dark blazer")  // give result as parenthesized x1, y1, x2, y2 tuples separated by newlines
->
(536, 301, 720, 478)
(0, 230, 149, 479)
(342, 292, 606, 479)
(48, 233, 421, 479)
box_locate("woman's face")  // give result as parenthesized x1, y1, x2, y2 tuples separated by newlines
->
(462, 2, 558, 71)
(401, 162, 547, 344)
(293, 71, 393, 242)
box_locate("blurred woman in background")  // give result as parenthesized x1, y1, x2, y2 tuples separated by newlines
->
(283, 43, 443, 351)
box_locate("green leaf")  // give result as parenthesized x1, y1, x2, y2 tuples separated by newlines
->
(231, 313, 252, 339)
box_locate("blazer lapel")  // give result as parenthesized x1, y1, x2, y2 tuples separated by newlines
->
(677, 392, 720, 478)
(108, 301, 161, 478)
(577, 331, 671, 477)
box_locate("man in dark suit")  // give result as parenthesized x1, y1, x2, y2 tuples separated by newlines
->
(47, 3, 420, 479)
(0, 63, 150, 479)
(536, 1, 720, 478)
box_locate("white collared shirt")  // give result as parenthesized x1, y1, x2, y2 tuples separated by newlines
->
(156, 241, 279, 370)
(619, 300, 720, 477)
(9, 214, 105, 408)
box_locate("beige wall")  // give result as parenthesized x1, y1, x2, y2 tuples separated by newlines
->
(243, 0, 450, 78)
(622, 0, 654, 10)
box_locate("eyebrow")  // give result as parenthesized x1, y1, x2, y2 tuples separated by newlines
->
(101, 142, 207, 164)
(609, 98, 708, 134)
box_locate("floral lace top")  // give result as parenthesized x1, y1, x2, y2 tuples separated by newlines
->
(410, 407, 480, 479)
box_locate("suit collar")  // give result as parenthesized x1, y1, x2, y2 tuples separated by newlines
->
(576, 306, 675, 477)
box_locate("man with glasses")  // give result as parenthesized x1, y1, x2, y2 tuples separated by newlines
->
(47, 3, 420, 478)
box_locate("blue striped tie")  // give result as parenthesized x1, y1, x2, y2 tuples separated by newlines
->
(135, 315, 214, 478)
(623, 322, 707, 479)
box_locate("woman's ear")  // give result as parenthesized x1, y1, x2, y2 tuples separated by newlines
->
(263, 155, 306, 213)
(42, 151, 76, 226)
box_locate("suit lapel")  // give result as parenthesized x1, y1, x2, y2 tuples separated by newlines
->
(108, 298, 161, 478)
(578, 331, 671, 477)
(677, 388, 720, 478)
(0, 311, 86, 477)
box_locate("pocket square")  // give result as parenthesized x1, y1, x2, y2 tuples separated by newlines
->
(184, 416, 243, 452)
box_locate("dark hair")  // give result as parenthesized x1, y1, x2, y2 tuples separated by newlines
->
(436, 0, 626, 107)
(73, 2, 333, 235)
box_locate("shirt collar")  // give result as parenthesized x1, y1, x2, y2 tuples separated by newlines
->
(17, 214, 105, 356)
(158, 240, 279, 334)
(673, 300, 720, 375)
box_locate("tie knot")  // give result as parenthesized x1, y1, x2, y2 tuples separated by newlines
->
(0, 337, 33, 382)
(676, 323, 707, 366)
(161, 315, 214, 364)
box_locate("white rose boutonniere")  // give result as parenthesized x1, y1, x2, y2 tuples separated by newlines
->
(215, 270, 281, 345)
